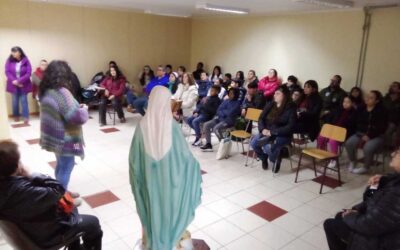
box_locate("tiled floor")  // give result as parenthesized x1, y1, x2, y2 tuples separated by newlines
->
(1, 109, 375, 250)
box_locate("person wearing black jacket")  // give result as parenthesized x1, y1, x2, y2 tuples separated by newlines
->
(0, 140, 102, 250)
(241, 81, 266, 116)
(324, 147, 400, 250)
(293, 80, 323, 141)
(187, 85, 222, 146)
(250, 85, 296, 172)
(345, 90, 388, 175)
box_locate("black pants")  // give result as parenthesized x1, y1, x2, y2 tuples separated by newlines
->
(99, 97, 124, 124)
(324, 213, 351, 250)
(69, 214, 103, 250)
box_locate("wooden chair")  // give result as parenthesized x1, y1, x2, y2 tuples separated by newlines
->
(295, 124, 347, 194)
(229, 108, 263, 165)
(0, 220, 83, 250)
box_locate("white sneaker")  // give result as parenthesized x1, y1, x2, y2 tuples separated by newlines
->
(328, 160, 337, 169)
(352, 166, 368, 175)
(347, 162, 355, 172)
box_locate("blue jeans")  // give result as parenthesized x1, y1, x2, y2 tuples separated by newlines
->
(55, 154, 75, 190)
(126, 90, 137, 107)
(250, 133, 292, 163)
(133, 96, 148, 116)
(12, 89, 29, 119)
(187, 114, 209, 138)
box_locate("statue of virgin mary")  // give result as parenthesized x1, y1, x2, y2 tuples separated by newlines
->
(129, 86, 202, 250)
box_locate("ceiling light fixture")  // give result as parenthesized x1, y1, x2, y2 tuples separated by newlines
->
(293, 0, 354, 8)
(144, 10, 191, 18)
(196, 3, 249, 15)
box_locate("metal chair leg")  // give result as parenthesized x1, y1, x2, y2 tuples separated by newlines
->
(320, 161, 329, 194)
(336, 157, 342, 186)
(312, 158, 317, 177)
(295, 153, 303, 183)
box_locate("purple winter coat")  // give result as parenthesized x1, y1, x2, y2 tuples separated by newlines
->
(5, 57, 32, 94)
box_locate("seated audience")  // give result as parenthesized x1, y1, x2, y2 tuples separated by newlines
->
(188, 85, 222, 146)
(222, 73, 232, 90)
(207, 78, 226, 99)
(177, 65, 186, 83)
(320, 75, 347, 122)
(225, 78, 247, 103)
(197, 72, 213, 100)
(99, 65, 126, 126)
(172, 72, 198, 120)
(258, 68, 281, 101)
(383, 81, 400, 147)
(349, 86, 365, 110)
(292, 88, 304, 106)
(244, 70, 259, 89)
(241, 81, 266, 117)
(31, 59, 48, 100)
(168, 72, 180, 94)
(345, 90, 388, 174)
(192, 62, 205, 81)
(165, 64, 173, 76)
(324, 147, 400, 250)
(209, 65, 223, 84)
(250, 86, 296, 172)
(317, 95, 356, 168)
(127, 65, 154, 113)
(283, 75, 301, 94)
(293, 80, 323, 141)
(0, 140, 103, 250)
(132, 65, 169, 116)
(200, 88, 241, 151)
(233, 71, 245, 87)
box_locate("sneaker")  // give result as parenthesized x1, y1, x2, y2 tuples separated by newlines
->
(120, 117, 126, 123)
(352, 166, 368, 175)
(200, 143, 213, 152)
(73, 198, 82, 207)
(262, 159, 268, 170)
(69, 192, 80, 199)
(347, 162, 355, 172)
(328, 160, 337, 169)
(192, 137, 201, 147)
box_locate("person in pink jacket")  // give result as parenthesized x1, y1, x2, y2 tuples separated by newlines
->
(258, 69, 281, 101)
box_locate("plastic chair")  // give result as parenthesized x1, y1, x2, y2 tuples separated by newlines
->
(229, 108, 263, 165)
(0, 220, 83, 250)
(295, 124, 347, 194)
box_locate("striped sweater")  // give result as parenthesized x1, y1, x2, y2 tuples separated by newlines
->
(40, 87, 88, 158)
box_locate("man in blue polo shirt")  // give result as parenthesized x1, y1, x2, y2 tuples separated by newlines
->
(133, 65, 169, 116)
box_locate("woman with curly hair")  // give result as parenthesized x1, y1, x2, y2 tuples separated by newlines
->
(39, 60, 89, 193)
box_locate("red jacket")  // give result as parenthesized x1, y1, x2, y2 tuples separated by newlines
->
(258, 76, 281, 98)
(100, 76, 126, 98)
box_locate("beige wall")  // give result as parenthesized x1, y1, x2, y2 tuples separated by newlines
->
(190, 8, 400, 92)
(0, 0, 192, 115)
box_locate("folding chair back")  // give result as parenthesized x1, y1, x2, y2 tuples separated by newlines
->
(245, 108, 263, 122)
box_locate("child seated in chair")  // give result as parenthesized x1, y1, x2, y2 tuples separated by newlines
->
(187, 85, 222, 147)
(317, 95, 356, 169)
(200, 88, 241, 151)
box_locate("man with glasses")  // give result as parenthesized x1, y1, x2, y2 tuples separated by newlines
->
(133, 65, 169, 116)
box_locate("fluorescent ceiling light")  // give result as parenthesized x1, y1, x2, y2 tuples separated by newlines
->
(293, 0, 354, 8)
(196, 3, 249, 15)
(144, 10, 191, 18)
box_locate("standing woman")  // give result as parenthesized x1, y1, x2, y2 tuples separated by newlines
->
(5, 47, 32, 124)
(39, 60, 89, 191)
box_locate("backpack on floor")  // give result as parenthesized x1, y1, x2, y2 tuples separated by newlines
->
(216, 137, 232, 160)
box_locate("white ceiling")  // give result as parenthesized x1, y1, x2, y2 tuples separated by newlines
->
(33, 0, 400, 17)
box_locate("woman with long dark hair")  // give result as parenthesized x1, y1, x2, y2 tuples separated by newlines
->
(293, 80, 323, 141)
(39, 60, 89, 192)
(5, 46, 32, 124)
(250, 85, 296, 172)
(209, 65, 223, 84)
(350, 86, 365, 110)
(98, 65, 126, 126)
